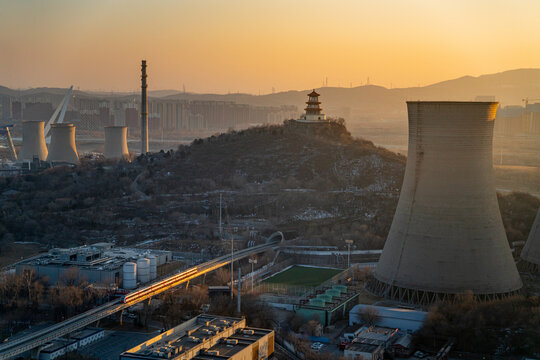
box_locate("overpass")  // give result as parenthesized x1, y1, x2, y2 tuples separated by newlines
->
(0, 234, 283, 360)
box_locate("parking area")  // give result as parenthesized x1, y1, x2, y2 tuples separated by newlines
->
(77, 330, 157, 360)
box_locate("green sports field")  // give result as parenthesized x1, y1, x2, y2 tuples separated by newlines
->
(262, 265, 342, 287)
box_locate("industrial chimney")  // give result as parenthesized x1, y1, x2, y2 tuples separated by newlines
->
(46, 123, 79, 164)
(520, 207, 540, 272)
(141, 60, 148, 154)
(104, 125, 129, 160)
(368, 101, 522, 305)
(19, 120, 48, 161)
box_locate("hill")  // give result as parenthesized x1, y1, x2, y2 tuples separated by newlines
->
(0, 121, 537, 261)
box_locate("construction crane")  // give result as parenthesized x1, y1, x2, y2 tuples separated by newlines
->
(0, 125, 17, 161)
(44, 85, 73, 140)
(522, 97, 540, 108)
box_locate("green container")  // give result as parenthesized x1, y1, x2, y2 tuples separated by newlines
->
(326, 289, 341, 297)
(333, 285, 347, 293)
(317, 294, 333, 302)
(309, 299, 325, 307)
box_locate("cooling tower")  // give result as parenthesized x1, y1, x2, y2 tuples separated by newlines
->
(368, 101, 522, 305)
(104, 126, 129, 159)
(46, 123, 79, 164)
(19, 120, 48, 161)
(520, 207, 540, 272)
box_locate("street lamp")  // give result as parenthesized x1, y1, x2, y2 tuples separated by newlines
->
(345, 239, 353, 268)
(249, 258, 258, 292)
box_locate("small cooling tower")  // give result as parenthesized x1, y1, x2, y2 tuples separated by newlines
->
(20, 120, 48, 161)
(46, 123, 78, 164)
(521, 207, 540, 272)
(123, 262, 137, 290)
(137, 258, 150, 284)
(104, 126, 129, 160)
(148, 255, 157, 280)
(368, 101, 522, 305)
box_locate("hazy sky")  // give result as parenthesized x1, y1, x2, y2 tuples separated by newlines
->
(1, 0, 539, 94)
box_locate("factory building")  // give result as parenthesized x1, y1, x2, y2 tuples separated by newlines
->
(38, 327, 104, 360)
(368, 101, 522, 305)
(349, 305, 427, 333)
(520, 207, 540, 272)
(15, 243, 172, 288)
(120, 314, 274, 360)
(296, 282, 361, 326)
(343, 326, 398, 360)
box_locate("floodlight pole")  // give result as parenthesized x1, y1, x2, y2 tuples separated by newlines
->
(345, 239, 354, 268)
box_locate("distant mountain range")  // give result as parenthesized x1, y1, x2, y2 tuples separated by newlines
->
(2, 68, 540, 121)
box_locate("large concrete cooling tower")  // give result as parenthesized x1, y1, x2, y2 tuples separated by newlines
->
(104, 126, 129, 160)
(46, 123, 79, 164)
(368, 101, 522, 305)
(520, 207, 540, 272)
(20, 120, 48, 161)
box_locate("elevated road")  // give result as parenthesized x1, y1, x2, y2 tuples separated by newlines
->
(0, 238, 281, 359)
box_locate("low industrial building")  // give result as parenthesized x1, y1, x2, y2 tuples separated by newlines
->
(349, 304, 427, 333)
(296, 282, 361, 326)
(120, 314, 274, 360)
(16, 243, 172, 288)
(38, 327, 104, 360)
(344, 326, 398, 360)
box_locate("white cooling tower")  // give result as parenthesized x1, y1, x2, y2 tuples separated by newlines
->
(137, 258, 150, 284)
(148, 255, 157, 280)
(46, 123, 79, 164)
(123, 262, 137, 290)
(521, 207, 540, 272)
(104, 126, 129, 160)
(20, 120, 48, 161)
(368, 101, 522, 305)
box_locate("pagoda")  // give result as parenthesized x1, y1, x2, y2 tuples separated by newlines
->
(296, 90, 327, 123)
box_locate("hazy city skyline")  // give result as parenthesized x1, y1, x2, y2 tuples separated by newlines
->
(1, 0, 540, 93)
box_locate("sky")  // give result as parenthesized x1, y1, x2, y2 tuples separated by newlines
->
(1, 0, 540, 94)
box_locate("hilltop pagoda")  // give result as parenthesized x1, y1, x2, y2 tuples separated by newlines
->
(296, 90, 327, 123)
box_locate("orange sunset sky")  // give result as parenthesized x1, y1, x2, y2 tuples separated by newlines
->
(1, 0, 539, 94)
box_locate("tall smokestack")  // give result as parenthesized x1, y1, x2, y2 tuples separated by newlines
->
(367, 101, 522, 305)
(141, 60, 148, 154)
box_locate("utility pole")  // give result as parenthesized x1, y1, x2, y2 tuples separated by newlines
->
(345, 239, 353, 268)
(219, 193, 222, 238)
(230, 236, 234, 300)
(249, 258, 257, 293)
(237, 267, 241, 313)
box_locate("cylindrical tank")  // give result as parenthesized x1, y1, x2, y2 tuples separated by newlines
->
(148, 255, 157, 280)
(136, 258, 150, 284)
(521, 207, 540, 271)
(123, 262, 137, 290)
(104, 126, 129, 160)
(46, 123, 79, 164)
(369, 102, 522, 305)
(19, 120, 48, 161)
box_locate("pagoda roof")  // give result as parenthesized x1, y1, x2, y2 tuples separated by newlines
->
(308, 90, 320, 97)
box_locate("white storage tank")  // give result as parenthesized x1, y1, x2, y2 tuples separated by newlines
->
(148, 255, 157, 280)
(123, 262, 137, 290)
(137, 258, 151, 284)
